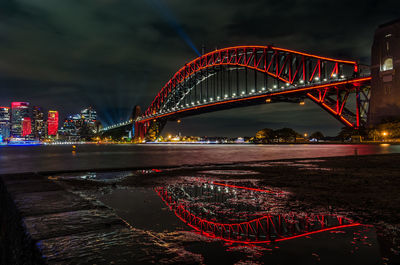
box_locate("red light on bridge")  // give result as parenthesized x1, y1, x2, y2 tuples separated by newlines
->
(212, 182, 281, 194)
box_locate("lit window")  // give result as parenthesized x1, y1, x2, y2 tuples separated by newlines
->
(382, 58, 393, 71)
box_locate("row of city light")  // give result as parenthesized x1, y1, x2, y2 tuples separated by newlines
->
(147, 75, 346, 117)
(101, 119, 132, 131)
(106, 74, 346, 128)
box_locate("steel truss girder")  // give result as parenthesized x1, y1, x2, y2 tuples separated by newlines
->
(306, 83, 371, 129)
(144, 46, 360, 117)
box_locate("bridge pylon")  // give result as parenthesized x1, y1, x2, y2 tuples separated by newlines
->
(369, 19, 400, 125)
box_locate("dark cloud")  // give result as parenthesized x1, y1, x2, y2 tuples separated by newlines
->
(0, 0, 399, 135)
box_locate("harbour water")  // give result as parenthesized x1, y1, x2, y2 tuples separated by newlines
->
(0, 143, 399, 174)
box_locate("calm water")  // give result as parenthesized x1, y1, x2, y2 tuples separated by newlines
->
(0, 143, 399, 174)
(95, 177, 382, 264)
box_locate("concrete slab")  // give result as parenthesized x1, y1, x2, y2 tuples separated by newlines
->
(13, 190, 94, 216)
(24, 209, 125, 241)
(37, 227, 177, 265)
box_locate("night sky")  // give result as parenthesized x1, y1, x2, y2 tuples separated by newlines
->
(0, 0, 399, 137)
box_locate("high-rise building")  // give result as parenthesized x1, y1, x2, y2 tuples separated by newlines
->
(11, 102, 30, 138)
(80, 107, 97, 137)
(369, 19, 400, 125)
(22, 117, 32, 137)
(32, 106, 45, 139)
(81, 107, 97, 125)
(0, 106, 10, 140)
(47, 110, 59, 136)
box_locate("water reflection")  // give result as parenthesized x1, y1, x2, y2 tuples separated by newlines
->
(57, 171, 134, 182)
(97, 178, 382, 264)
(155, 182, 362, 244)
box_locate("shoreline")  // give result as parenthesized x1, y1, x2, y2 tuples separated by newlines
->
(2, 141, 400, 146)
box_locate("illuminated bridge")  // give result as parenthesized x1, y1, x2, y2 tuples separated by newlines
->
(155, 182, 361, 244)
(101, 45, 372, 141)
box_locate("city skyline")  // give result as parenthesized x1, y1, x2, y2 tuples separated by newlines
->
(0, 100, 100, 142)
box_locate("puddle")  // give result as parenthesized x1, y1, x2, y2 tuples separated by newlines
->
(198, 170, 261, 175)
(295, 159, 326, 163)
(95, 178, 383, 264)
(56, 171, 134, 182)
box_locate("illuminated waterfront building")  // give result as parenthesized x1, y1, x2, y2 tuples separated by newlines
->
(58, 107, 98, 141)
(22, 117, 32, 137)
(47, 111, 59, 136)
(81, 107, 97, 132)
(32, 106, 45, 139)
(0, 106, 10, 140)
(11, 102, 30, 138)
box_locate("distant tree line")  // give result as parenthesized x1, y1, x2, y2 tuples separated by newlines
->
(253, 128, 324, 143)
(337, 117, 400, 141)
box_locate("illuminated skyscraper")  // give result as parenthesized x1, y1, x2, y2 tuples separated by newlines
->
(81, 107, 97, 125)
(47, 110, 59, 136)
(22, 117, 32, 137)
(11, 102, 30, 138)
(32, 106, 45, 139)
(0, 106, 10, 140)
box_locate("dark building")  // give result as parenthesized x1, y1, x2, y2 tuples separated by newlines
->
(59, 115, 81, 141)
(10, 102, 30, 138)
(32, 106, 45, 139)
(369, 19, 400, 125)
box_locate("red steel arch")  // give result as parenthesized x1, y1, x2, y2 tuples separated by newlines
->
(133, 46, 371, 140)
(144, 46, 359, 116)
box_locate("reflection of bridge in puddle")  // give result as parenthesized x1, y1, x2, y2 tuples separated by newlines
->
(155, 181, 361, 244)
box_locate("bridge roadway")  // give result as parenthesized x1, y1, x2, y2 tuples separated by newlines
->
(100, 45, 372, 141)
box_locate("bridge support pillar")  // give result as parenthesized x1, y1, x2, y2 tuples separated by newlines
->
(369, 19, 400, 125)
(133, 119, 166, 142)
(133, 121, 146, 143)
(145, 119, 166, 142)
